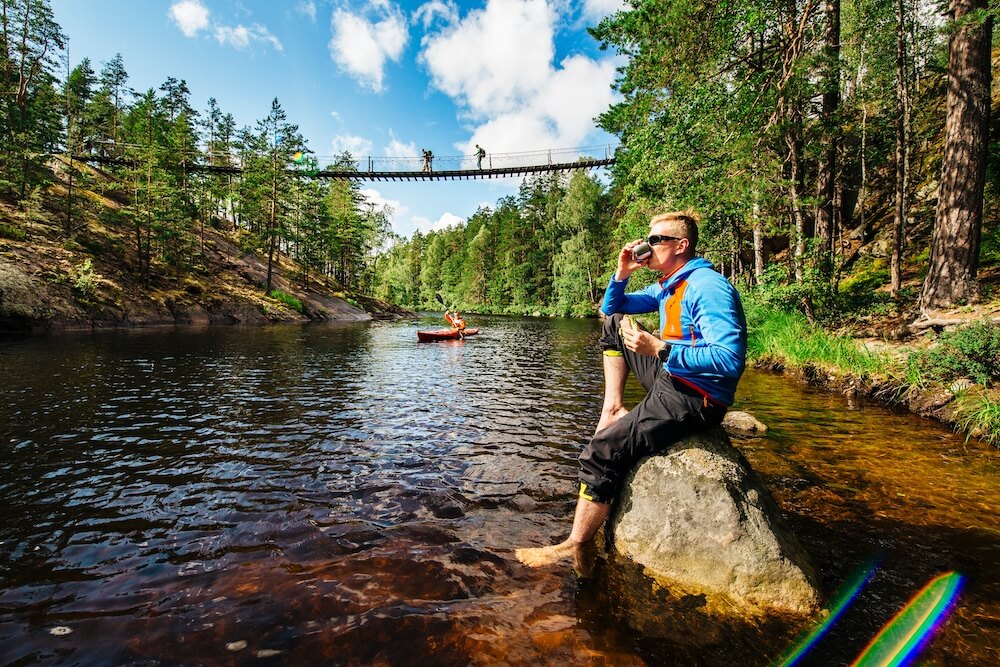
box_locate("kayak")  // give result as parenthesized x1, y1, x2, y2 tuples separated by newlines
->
(416, 327, 480, 342)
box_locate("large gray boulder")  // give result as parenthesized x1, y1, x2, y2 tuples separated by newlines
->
(607, 426, 819, 617)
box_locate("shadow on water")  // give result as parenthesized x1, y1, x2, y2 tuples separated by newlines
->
(0, 317, 997, 665)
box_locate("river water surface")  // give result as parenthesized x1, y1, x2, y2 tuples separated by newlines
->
(1, 315, 997, 665)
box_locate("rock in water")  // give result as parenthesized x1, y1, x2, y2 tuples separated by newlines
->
(722, 410, 768, 436)
(607, 427, 819, 616)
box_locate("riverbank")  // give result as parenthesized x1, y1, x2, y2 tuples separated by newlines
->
(744, 301, 1000, 447)
(0, 195, 411, 332)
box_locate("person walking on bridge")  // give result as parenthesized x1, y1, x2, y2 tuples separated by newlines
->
(475, 144, 486, 170)
(422, 149, 434, 173)
(514, 211, 747, 573)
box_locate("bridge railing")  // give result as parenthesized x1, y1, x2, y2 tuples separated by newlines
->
(70, 142, 619, 175)
(335, 144, 617, 173)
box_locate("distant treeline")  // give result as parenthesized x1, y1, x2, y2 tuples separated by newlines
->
(1, 0, 996, 318)
(373, 171, 616, 316)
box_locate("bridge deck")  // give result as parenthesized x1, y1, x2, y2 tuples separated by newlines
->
(71, 155, 614, 180)
(322, 158, 614, 180)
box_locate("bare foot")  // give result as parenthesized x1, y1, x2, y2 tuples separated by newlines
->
(516, 541, 596, 578)
(515, 540, 576, 567)
(594, 406, 629, 435)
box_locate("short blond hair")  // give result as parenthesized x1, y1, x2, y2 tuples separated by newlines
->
(649, 210, 699, 251)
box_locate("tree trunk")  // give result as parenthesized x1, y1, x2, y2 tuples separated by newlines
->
(753, 194, 765, 286)
(891, 0, 909, 297)
(815, 0, 840, 258)
(920, 0, 991, 311)
(786, 122, 806, 282)
(859, 105, 868, 245)
(266, 155, 277, 295)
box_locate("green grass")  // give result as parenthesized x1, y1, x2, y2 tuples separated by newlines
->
(270, 289, 304, 313)
(745, 301, 890, 377)
(954, 390, 1000, 447)
(744, 299, 1000, 447)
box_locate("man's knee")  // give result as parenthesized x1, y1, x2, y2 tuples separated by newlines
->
(599, 312, 626, 351)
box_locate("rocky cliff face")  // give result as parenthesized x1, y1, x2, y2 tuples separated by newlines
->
(607, 426, 820, 618)
(0, 218, 407, 332)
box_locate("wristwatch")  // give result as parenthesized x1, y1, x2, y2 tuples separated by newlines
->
(657, 342, 671, 363)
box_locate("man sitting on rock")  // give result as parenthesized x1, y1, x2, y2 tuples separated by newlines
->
(515, 210, 747, 571)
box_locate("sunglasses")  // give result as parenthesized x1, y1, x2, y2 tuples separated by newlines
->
(647, 234, 683, 246)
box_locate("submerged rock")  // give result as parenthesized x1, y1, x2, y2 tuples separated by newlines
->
(607, 427, 819, 617)
(722, 410, 769, 436)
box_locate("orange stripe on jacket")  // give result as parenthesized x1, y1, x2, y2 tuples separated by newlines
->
(661, 280, 689, 340)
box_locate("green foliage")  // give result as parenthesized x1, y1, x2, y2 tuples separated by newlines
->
(979, 221, 1000, 268)
(237, 231, 263, 254)
(910, 321, 1000, 388)
(834, 259, 910, 318)
(953, 391, 1000, 447)
(0, 222, 27, 240)
(749, 261, 836, 323)
(71, 258, 101, 297)
(270, 289, 304, 313)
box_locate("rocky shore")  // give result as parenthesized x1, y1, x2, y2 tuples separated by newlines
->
(0, 222, 411, 333)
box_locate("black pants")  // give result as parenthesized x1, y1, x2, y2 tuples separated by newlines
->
(578, 313, 727, 504)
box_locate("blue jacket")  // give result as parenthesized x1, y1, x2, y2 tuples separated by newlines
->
(601, 257, 747, 405)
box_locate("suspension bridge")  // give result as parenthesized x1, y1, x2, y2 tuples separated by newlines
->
(70, 144, 617, 181)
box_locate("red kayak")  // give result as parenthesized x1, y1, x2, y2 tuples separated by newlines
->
(416, 327, 480, 342)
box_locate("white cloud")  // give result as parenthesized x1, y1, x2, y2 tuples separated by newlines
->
(412, 212, 464, 234)
(384, 130, 418, 158)
(169, 0, 210, 37)
(214, 23, 283, 51)
(413, 1, 458, 29)
(297, 1, 317, 23)
(330, 133, 373, 157)
(359, 189, 463, 238)
(329, 2, 409, 93)
(170, 1, 281, 52)
(360, 187, 411, 236)
(420, 0, 553, 117)
(581, 0, 625, 23)
(419, 0, 620, 154)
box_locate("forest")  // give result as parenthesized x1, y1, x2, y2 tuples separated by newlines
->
(375, 0, 999, 323)
(0, 0, 997, 326)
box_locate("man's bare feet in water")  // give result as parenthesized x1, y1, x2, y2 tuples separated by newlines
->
(594, 406, 629, 435)
(515, 540, 596, 577)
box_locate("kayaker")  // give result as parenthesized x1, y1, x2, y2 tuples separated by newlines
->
(515, 210, 747, 573)
(445, 310, 466, 331)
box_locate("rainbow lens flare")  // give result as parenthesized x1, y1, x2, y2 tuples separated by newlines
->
(851, 571, 963, 667)
(293, 151, 304, 164)
(772, 562, 878, 667)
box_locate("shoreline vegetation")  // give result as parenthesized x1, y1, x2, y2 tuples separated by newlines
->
(741, 302, 1000, 448)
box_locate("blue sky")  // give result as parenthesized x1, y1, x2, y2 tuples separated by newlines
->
(51, 0, 624, 238)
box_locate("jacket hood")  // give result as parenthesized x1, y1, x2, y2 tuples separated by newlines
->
(659, 257, 715, 291)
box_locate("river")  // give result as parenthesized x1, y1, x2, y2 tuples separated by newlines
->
(1, 315, 997, 665)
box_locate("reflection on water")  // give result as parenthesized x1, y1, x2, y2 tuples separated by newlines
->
(0, 316, 997, 665)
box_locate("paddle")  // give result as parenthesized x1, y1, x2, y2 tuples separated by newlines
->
(435, 293, 464, 339)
